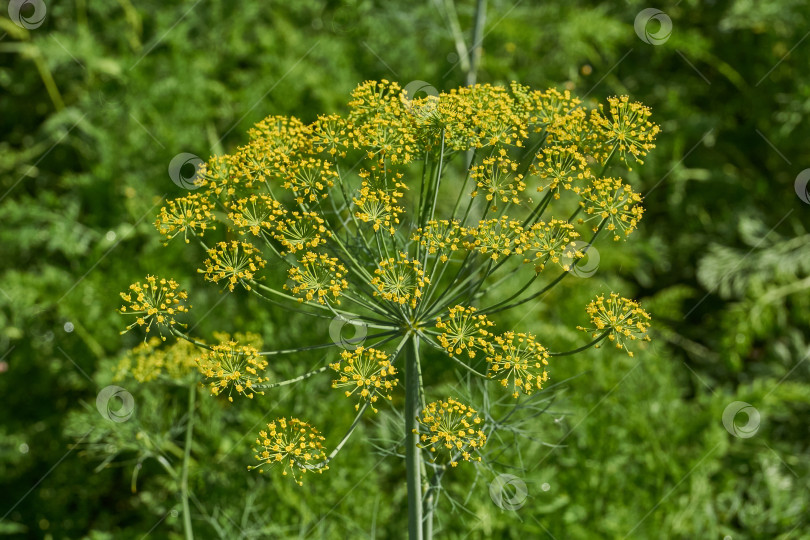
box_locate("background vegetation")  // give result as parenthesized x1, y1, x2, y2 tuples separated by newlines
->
(1, 0, 808, 538)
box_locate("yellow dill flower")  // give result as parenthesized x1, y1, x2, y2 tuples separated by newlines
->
(348, 79, 418, 164)
(522, 219, 581, 271)
(550, 109, 611, 163)
(329, 346, 398, 412)
(435, 305, 495, 358)
(353, 184, 403, 234)
(155, 193, 216, 244)
(114, 337, 198, 383)
(371, 254, 429, 309)
(311, 114, 349, 157)
(510, 83, 583, 132)
(413, 220, 464, 262)
(235, 138, 295, 188)
(469, 149, 526, 210)
(483, 331, 550, 398)
(247, 115, 311, 156)
(286, 252, 348, 304)
(271, 211, 330, 254)
(575, 177, 644, 241)
(591, 96, 660, 165)
(415, 398, 486, 466)
(201, 241, 266, 291)
(283, 157, 338, 203)
(227, 194, 286, 236)
(194, 153, 251, 197)
(119, 275, 191, 339)
(578, 293, 651, 357)
(462, 217, 527, 261)
(530, 145, 592, 197)
(249, 418, 328, 485)
(434, 84, 527, 149)
(196, 340, 268, 401)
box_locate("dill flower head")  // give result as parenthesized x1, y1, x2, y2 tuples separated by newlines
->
(115, 337, 198, 383)
(329, 346, 398, 412)
(249, 418, 327, 485)
(511, 84, 583, 131)
(155, 193, 216, 244)
(413, 220, 464, 262)
(127, 80, 661, 489)
(119, 275, 190, 339)
(311, 114, 349, 156)
(591, 96, 660, 165)
(201, 240, 267, 291)
(522, 219, 581, 272)
(227, 194, 286, 237)
(416, 398, 487, 467)
(484, 331, 550, 398)
(347, 79, 418, 164)
(271, 211, 330, 254)
(353, 183, 404, 234)
(196, 340, 268, 401)
(463, 217, 526, 261)
(248, 115, 311, 157)
(432, 84, 527, 149)
(576, 177, 644, 241)
(530, 145, 592, 196)
(579, 293, 651, 356)
(371, 254, 429, 309)
(469, 149, 526, 209)
(283, 157, 338, 203)
(286, 252, 348, 304)
(545, 107, 610, 163)
(435, 305, 495, 358)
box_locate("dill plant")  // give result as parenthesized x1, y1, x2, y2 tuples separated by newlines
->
(119, 80, 658, 538)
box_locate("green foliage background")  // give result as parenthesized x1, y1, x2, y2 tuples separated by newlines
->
(1, 0, 809, 538)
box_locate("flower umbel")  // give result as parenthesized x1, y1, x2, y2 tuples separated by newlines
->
(579, 293, 652, 356)
(119, 275, 190, 339)
(371, 254, 429, 310)
(435, 305, 494, 358)
(196, 340, 269, 401)
(484, 332, 550, 398)
(416, 398, 487, 467)
(329, 347, 398, 412)
(576, 177, 644, 241)
(592, 95, 660, 165)
(201, 241, 266, 291)
(155, 193, 215, 244)
(286, 252, 348, 304)
(124, 81, 660, 495)
(249, 418, 327, 486)
(523, 219, 581, 271)
(115, 337, 198, 383)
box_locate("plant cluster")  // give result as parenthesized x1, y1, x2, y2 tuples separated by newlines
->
(119, 79, 657, 537)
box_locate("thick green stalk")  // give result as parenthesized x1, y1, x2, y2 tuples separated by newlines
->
(181, 383, 196, 540)
(423, 468, 444, 539)
(466, 0, 488, 86)
(405, 335, 424, 540)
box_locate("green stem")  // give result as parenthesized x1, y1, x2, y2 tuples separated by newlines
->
(405, 335, 424, 540)
(466, 0, 488, 87)
(423, 467, 444, 539)
(181, 383, 196, 540)
(549, 329, 612, 356)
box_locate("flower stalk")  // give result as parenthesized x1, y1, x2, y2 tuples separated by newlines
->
(181, 382, 196, 540)
(405, 334, 424, 540)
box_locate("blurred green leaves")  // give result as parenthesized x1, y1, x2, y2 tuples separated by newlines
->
(2, 0, 809, 538)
